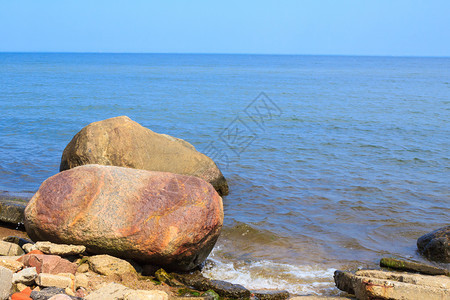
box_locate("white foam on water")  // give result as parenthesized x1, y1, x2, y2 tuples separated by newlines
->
(202, 248, 337, 295)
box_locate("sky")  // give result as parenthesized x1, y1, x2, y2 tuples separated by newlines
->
(0, 0, 449, 56)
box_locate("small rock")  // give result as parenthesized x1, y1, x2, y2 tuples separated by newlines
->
(0, 266, 13, 300)
(0, 200, 26, 224)
(380, 257, 449, 276)
(11, 292, 32, 300)
(48, 295, 72, 300)
(155, 268, 181, 286)
(202, 289, 220, 300)
(13, 267, 38, 285)
(0, 240, 25, 256)
(23, 244, 37, 254)
(2, 236, 34, 248)
(123, 289, 169, 300)
(173, 271, 251, 299)
(208, 280, 251, 299)
(35, 242, 85, 256)
(76, 263, 88, 273)
(84, 282, 130, 300)
(333, 270, 355, 295)
(75, 287, 87, 298)
(30, 286, 82, 300)
(0, 256, 24, 272)
(19, 254, 77, 275)
(35, 273, 73, 289)
(14, 282, 28, 292)
(74, 273, 88, 289)
(251, 290, 290, 300)
(64, 288, 75, 296)
(88, 254, 136, 276)
(417, 226, 450, 263)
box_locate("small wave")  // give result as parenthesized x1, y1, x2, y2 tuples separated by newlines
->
(202, 247, 337, 295)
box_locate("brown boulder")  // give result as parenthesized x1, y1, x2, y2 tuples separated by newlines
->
(24, 164, 223, 271)
(59, 116, 228, 195)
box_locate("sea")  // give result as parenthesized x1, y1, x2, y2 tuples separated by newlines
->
(0, 53, 449, 295)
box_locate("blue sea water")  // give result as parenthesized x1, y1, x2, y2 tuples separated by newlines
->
(0, 53, 449, 295)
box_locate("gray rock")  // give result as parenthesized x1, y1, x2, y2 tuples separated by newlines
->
(0, 200, 26, 224)
(12, 267, 38, 284)
(0, 266, 13, 300)
(30, 287, 82, 300)
(380, 257, 449, 276)
(0, 240, 24, 256)
(417, 225, 450, 263)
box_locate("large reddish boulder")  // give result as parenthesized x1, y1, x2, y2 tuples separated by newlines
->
(59, 116, 229, 196)
(24, 165, 223, 271)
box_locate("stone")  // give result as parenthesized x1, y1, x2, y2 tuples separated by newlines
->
(0, 266, 13, 300)
(0, 200, 26, 224)
(380, 257, 449, 276)
(333, 270, 355, 295)
(35, 242, 85, 256)
(18, 254, 77, 275)
(25, 164, 223, 271)
(30, 287, 82, 300)
(14, 283, 28, 293)
(74, 273, 88, 289)
(76, 263, 88, 273)
(0, 256, 24, 272)
(173, 271, 251, 298)
(48, 295, 72, 300)
(23, 244, 37, 253)
(0, 240, 25, 256)
(59, 116, 229, 195)
(123, 289, 169, 300)
(2, 236, 34, 248)
(88, 254, 136, 276)
(417, 225, 450, 263)
(84, 282, 130, 300)
(11, 292, 32, 300)
(334, 269, 450, 300)
(64, 288, 75, 297)
(155, 268, 181, 286)
(35, 273, 73, 289)
(251, 290, 290, 300)
(202, 289, 220, 300)
(13, 267, 38, 285)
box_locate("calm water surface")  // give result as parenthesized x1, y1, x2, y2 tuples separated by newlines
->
(0, 53, 449, 295)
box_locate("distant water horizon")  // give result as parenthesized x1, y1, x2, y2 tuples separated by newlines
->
(2, 51, 450, 58)
(1, 53, 449, 295)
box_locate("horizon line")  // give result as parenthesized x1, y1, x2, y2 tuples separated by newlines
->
(0, 51, 449, 59)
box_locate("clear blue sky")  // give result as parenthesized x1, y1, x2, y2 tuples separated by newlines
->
(1, 0, 449, 56)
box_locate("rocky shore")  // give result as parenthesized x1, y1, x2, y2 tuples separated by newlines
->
(1, 116, 448, 300)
